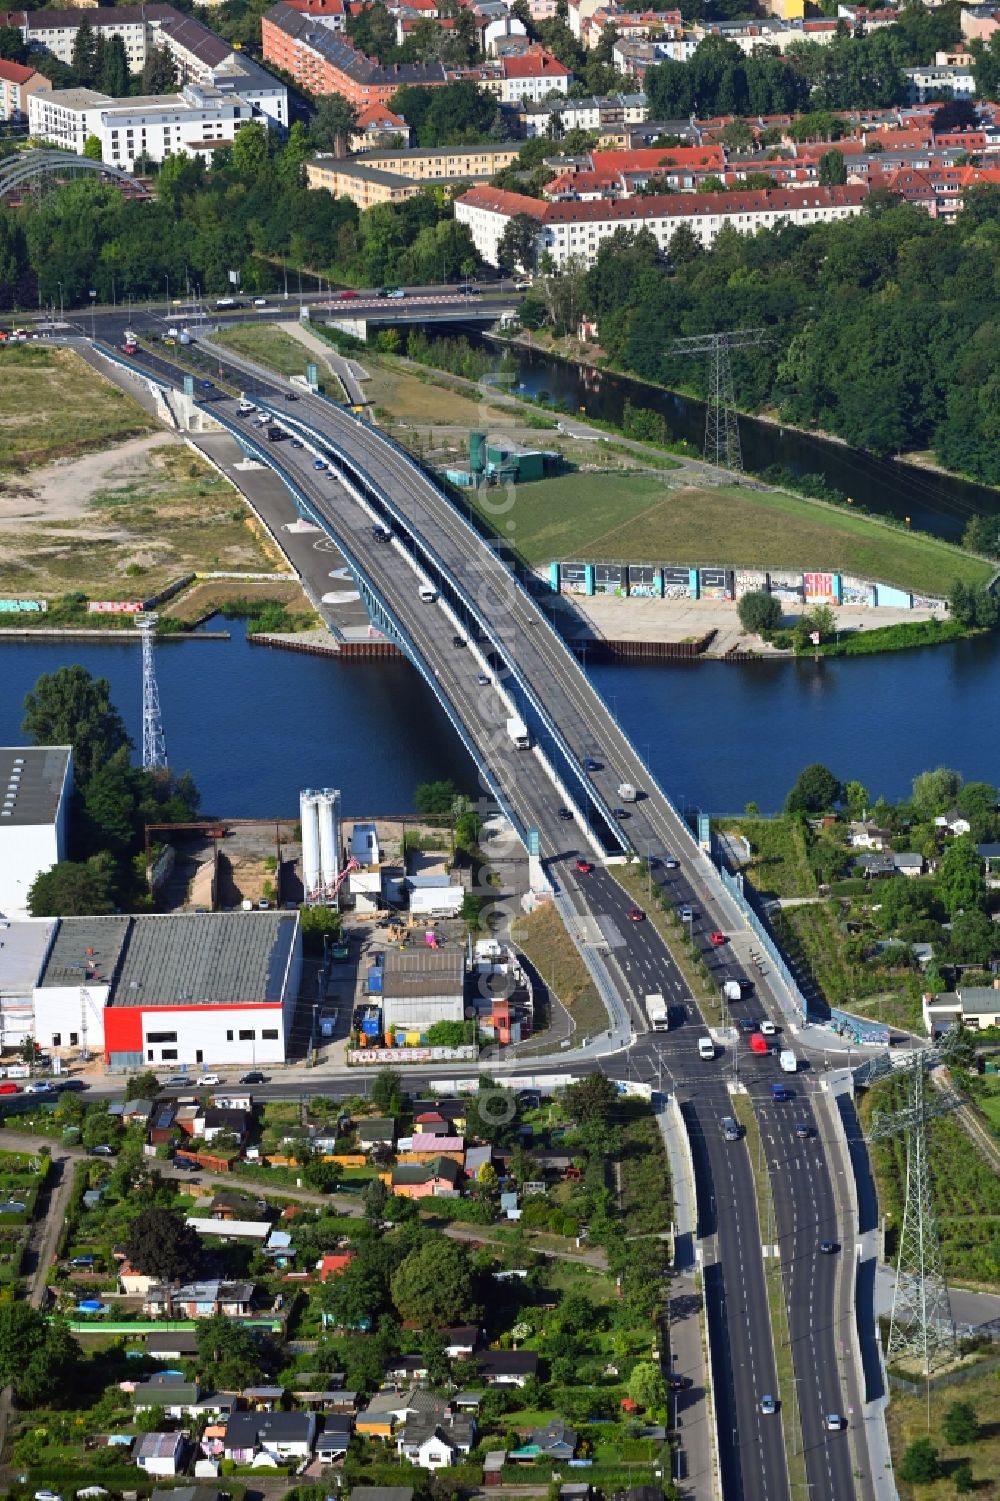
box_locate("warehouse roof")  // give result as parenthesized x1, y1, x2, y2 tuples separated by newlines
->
(37, 915, 131, 988)
(0, 745, 72, 828)
(381, 947, 464, 998)
(0, 919, 56, 994)
(110, 912, 297, 1006)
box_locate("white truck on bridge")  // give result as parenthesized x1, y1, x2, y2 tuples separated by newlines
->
(645, 993, 669, 1031)
(506, 715, 530, 749)
(617, 781, 637, 802)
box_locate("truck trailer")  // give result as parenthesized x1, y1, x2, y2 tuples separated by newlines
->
(645, 993, 669, 1031)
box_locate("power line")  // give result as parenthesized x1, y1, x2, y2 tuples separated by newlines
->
(670, 328, 768, 473)
(136, 614, 168, 772)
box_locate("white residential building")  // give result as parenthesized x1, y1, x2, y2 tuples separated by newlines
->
(0, 747, 73, 919)
(904, 62, 976, 103)
(456, 182, 870, 269)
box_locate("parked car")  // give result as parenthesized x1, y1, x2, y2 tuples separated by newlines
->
(69, 1255, 96, 1267)
(0, 1082, 18, 1095)
(240, 1070, 267, 1084)
(23, 1081, 55, 1094)
(162, 1075, 190, 1087)
(87, 1144, 116, 1156)
(172, 1156, 200, 1172)
(197, 1073, 222, 1086)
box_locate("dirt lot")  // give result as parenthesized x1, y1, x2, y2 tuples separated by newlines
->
(0, 437, 286, 601)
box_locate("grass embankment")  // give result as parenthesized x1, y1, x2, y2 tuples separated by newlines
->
(774, 903, 924, 1033)
(164, 578, 316, 630)
(887, 1358, 1000, 1499)
(612, 863, 722, 1027)
(511, 900, 608, 1041)
(0, 345, 152, 470)
(214, 322, 326, 383)
(731, 1094, 808, 1501)
(718, 817, 817, 899)
(463, 472, 991, 596)
(860, 1075, 1000, 1288)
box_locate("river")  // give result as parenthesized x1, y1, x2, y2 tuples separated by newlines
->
(3, 623, 1000, 818)
(480, 338, 999, 542)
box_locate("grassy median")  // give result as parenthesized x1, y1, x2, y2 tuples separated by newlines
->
(732, 1093, 809, 1500)
(511, 900, 608, 1040)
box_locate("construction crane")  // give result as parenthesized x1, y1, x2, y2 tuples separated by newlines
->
(670, 327, 768, 473)
(865, 1031, 966, 1374)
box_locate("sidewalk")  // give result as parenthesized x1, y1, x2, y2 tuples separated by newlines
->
(657, 1100, 719, 1501)
(282, 320, 369, 405)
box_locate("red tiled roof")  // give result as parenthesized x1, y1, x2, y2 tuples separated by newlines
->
(592, 146, 724, 172)
(459, 182, 870, 223)
(0, 58, 35, 84)
(502, 48, 570, 78)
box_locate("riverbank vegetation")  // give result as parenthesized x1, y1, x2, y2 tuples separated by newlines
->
(520, 184, 1000, 488)
(722, 765, 1000, 1037)
(21, 666, 201, 916)
(887, 1362, 1000, 1501)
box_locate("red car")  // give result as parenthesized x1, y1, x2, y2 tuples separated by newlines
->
(709, 931, 727, 946)
(627, 907, 645, 922)
(0, 1083, 18, 1095)
(338, 289, 359, 300)
(576, 858, 593, 874)
(749, 1032, 769, 1055)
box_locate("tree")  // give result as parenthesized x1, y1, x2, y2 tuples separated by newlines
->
(22, 665, 130, 784)
(737, 590, 782, 635)
(953, 1460, 975, 1495)
(363, 1176, 390, 1225)
(27, 857, 117, 918)
(312, 94, 359, 158)
(298, 903, 342, 955)
(71, 16, 97, 85)
(818, 149, 847, 186)
(0, 24, 27, 65)
(303, 1158, 343, 1193)
(0, 1305, 80, 1405)
(785, 763, 843, 816)
(942, 1399, 979, 1446)
(127, 1069, 161, 1101)
(564, 1073, 619, 1128)
(497, 212, 540, 275)
(99, 34, 128, 97)
(371, 1066, 403, 1115)
(415, 778, 463, 814)
(391, 1238, 476, 1326)
(141, 43, 177, 94)
(949, 910, 997, 966)
(843, 780, 870, 818)
(898, 1437, 941, 1485)
(231, 122, 270, 179)
(931, 98, 978, 134)
(628, 1360, 666, 1411)
(938, 834, 986, 918)
(125, 1207, 201, 1282)
(196, 1315, 261, 1389)
(911, 766, 962, 820)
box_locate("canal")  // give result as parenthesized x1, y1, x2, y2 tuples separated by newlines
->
(2, 623, 999, 819)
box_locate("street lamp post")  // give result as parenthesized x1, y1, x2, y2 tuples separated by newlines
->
(57, 281, 64, 322)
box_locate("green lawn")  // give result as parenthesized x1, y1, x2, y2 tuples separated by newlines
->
(214, 322, 321, 382)
(468, 472, 991, 595)
(0, 345, 152, 471)
(888, 1356, 1000, 1501)
(718, 817, 817, 899)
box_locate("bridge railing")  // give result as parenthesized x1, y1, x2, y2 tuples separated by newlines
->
(716, 864, 810, 1023)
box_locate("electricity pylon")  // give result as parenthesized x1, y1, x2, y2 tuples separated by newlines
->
(865, 1040, 963, 1374)
(670, 328, 768, 473)
(136, 613, 168, 771)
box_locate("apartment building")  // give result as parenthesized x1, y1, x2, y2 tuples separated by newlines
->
(455, 182, 869, 268)
(262, 2, 445, 105)
(0, 56, 49, 120)
(306, 141, 520, 208)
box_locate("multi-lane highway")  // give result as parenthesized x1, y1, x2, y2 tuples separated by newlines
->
(80, 324, 872, 1501)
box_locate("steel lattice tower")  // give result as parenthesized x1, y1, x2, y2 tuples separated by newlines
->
(136, 614, 168, 771)
(866, 1050, 960, 1374)
(671, 328, 768, 473)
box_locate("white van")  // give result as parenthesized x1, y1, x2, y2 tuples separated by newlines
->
(418, 584, 438, 602)
(698, 1036, 715, 1060)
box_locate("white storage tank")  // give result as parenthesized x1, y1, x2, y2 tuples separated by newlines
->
(300, 789, 321, 901)
(317, 788, 341, 891)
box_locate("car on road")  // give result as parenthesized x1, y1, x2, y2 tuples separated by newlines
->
(584, 757, 602, 772)
(338, 289, 359, 300)
(0, 1082, 18, 1095)
(240, 1070, 267, 1084)
(88, 1144, 116, 1156)
(721, 1116, 741, 1141)
(476, 672, 490, 686)
(627, 906, 645, 922)
(387, 288, 405, 299)
(452, 635, 465, 648)
(162, 1075, 191, 1087)
(513, 279, 531, 291)
(739, 1017, 758, 1033)
(825, 1413, 843, 1431)
(680, 905, 693, 921)
(663, 855, 679, 869)
(172, 1157, 200, 1171)
(200, 378, 211, 389)
(760, 1395, 777, 1416)
(575, 858, 592, 874)
(291, 439, 304, 448)
(666, 1374, 691, 1392)
(795, 1121, 813, 1139)
(197, 1074, 222, 1086)
(558, 807, 573, 821)
(253, 297, 268, 307)
(23, 1080, 55, 1094)
(613, 807, 630, 819)
(709, 930, 727, 946)
(313, 458, 326, 470)
(749, 1032, 769, 1054)
(760, 1020, 777, 1035)
(459, 284, 480, 296)
(284, 392, 299, 402)
(819, 1240, 839, 1254)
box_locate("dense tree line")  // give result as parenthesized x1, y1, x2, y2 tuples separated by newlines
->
(0, 121, 479, 309)
(553, 182, 1000, 483)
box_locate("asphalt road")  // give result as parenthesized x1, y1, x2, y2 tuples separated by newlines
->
(78, 325, 865, 1501)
